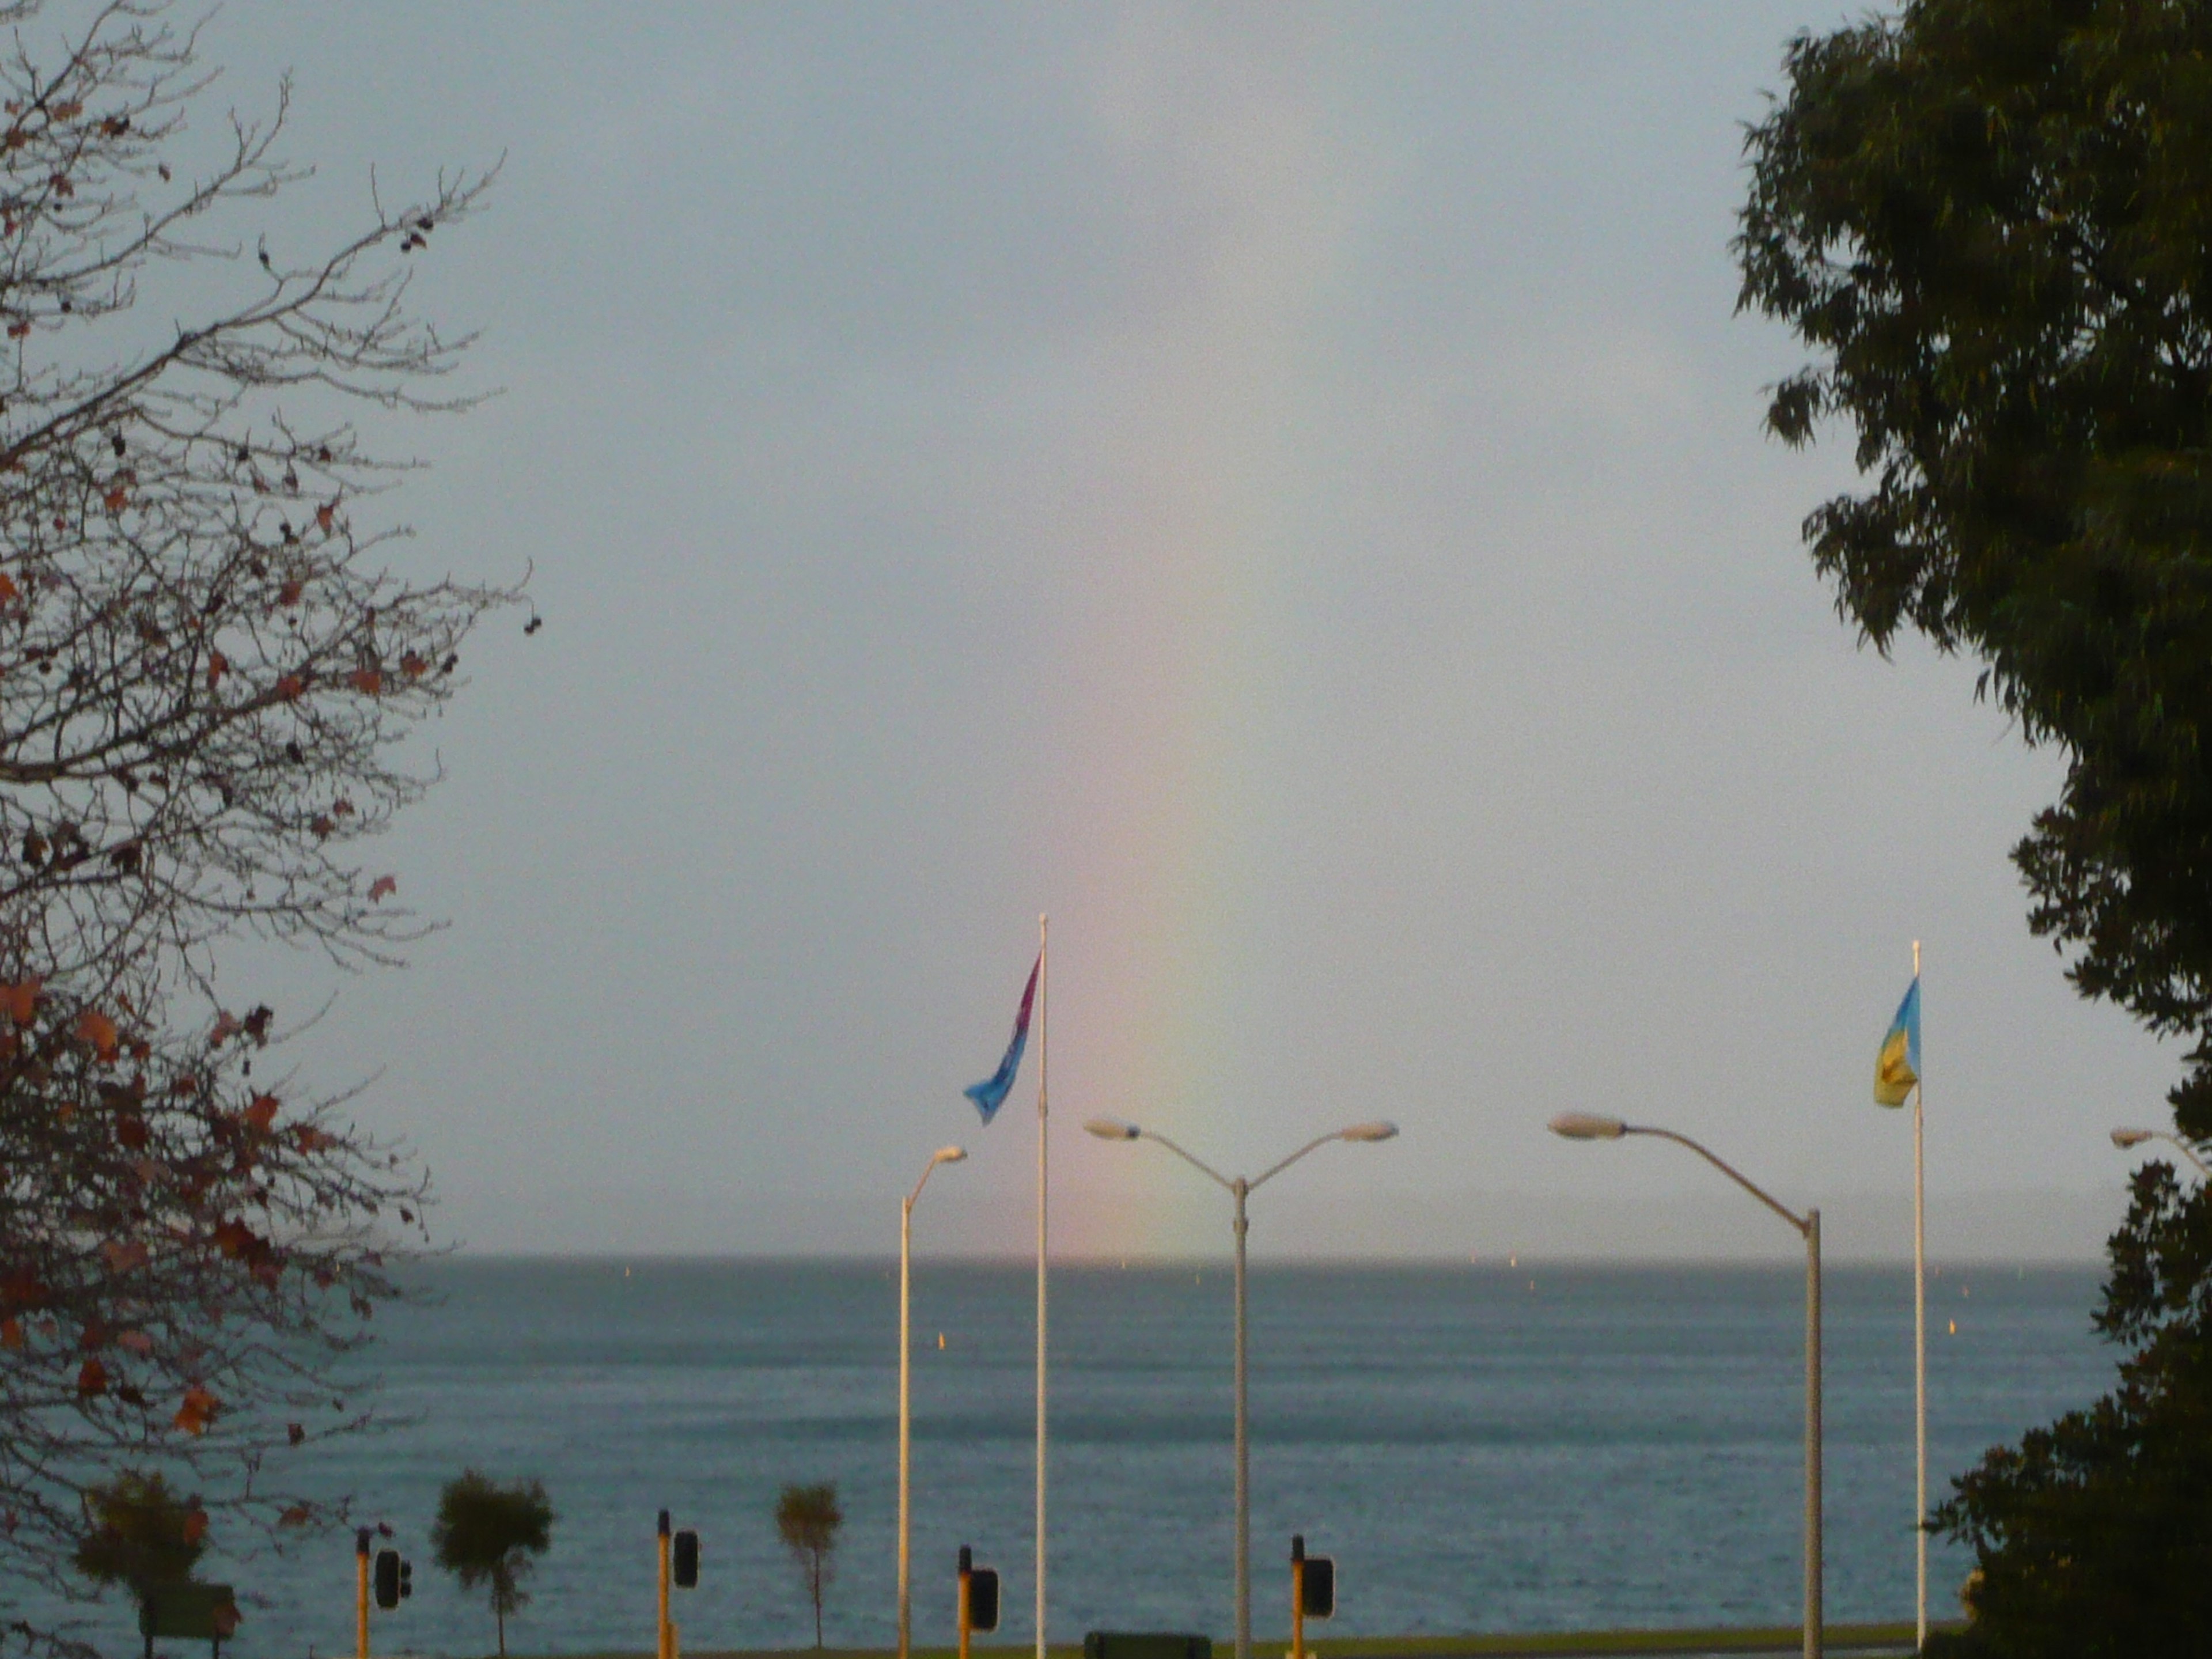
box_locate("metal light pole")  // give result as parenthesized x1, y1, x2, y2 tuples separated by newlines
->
(900, 1145, 967, 1659)
(2111, 1126, 2212, 1179)
(1086, 1117, 1399, 1659)
(1549, 1112, 1823, 1659)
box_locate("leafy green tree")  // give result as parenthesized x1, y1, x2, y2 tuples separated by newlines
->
(430, 1471, 554, 1657)
(1927, 1162, 2212, 1656)
(1737, 2, 2212, 1649)
(1737, 0, 2212, 1134)
(71, 1471, 206, 1609)
(774, 1482, 843, 1649)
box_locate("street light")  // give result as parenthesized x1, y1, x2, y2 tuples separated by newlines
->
(2111, 1126, 2212, 1178)
(1547, 1112, 1823, 1659)
(899, 1146, 967, 1659)
(1086, 1116, 1397, 1659)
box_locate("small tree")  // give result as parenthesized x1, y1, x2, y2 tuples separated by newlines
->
(429, 1470, 554, 1658)
(775, 1482, 843, 1649)
(71, 1471, 205, 1615)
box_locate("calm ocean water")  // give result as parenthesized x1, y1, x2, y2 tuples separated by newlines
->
(39, 1260, 2111, 1657)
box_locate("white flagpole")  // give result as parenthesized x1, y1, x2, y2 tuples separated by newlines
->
(1035, 913, 1050, 1659)
(1912, 938, 1927, 1650)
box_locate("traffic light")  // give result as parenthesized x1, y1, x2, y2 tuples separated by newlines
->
(672, 1529, 699, 1589)
(373, 1550, 401, 1611)
(400, 1558, 413, 1602)
(968, 1565, 1000, 1633)
(1299, 1556, 1334, 1619)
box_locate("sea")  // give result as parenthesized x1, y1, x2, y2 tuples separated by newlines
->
(33, 1260, 2113, 1658)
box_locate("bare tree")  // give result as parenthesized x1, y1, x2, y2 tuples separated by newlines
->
(0, 4, 519, 1653)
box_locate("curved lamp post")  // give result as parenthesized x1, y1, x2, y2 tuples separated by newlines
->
(899, 1146, 967, 1659)
(2111, 1126, 2212, 1179)
(1549, 1112, 1823, 1659)
(1085, 1117, 1398, 1659)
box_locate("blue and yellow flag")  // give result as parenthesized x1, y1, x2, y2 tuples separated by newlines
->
(1874, 977, 1921, 1107)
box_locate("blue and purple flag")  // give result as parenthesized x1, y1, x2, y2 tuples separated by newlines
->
(965, 953, 1040, 1124)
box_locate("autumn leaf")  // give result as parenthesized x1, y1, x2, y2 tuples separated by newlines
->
(173, 1384, 219, 1435)
(278, 1502, 310, 1524)
(275, 673, 304, 700)
(206, 650, 228, 688)
(75, 1008, 118, 1060)
(368, 875, 397, 903)
(347, 668, 383, 695)
(77, 1357, 108, 1396)
(316, 503, 334, 533)
(117, 1329, 154, 1355)
(101, 1238, 149, 1274)
(2, 978, 37, 1024)
(294, 1123, 332, 1153)
(278, 578, 302, 606)
(170, 1389, 215, 1442)
(242, 1093, 279, 1134)
(50, 101, 81, 121)
(0, 571, 17, 601)
(181, 1509, 209, 1546)
(286, 1422, 305, 1446)
(400, 650, 428, 678)
(210, 1219, 256, 1259)
(0, 1318, 20, 1350)
(103, 484, 127, 512)
(210, 1010, 241, 1044)
(310, 814, 334, 839)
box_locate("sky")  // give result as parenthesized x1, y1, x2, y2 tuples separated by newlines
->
(134, 1, 2180, 1261)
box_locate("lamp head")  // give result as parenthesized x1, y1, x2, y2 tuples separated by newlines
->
(1340, 1120, 1399, 1143)
(1085, 1118, 1141, 1141)
(1550, 1111, 1628, 1141)
(2112, 1128, 2155, 1149)
(933, 1145, 968, 1165)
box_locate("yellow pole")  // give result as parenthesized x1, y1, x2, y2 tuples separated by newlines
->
(959, 1548, 972, 1659)
(657, 1512, 672, 1659)
(355, 1531, 369, 1659)
(1291, 1555, 1305, 1659)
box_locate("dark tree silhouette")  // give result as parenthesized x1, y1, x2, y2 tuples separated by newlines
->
(1739, 3, 2212, 1648)
(70, 1472, 204, 1609)
(0, 3, 518, 1654)
(775, 1482, 843, 1649)
(430, 1471, 554, 1657)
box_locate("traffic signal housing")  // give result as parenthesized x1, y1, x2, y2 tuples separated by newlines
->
(968, 1566, 1000, 1633)
(673, 1529, 700, 1589)
(1300, 1555, 1334, 1619)
(373, 1550, 403, 1611)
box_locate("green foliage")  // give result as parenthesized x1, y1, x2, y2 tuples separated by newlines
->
(774, 1481, 843, 1649)
(1739, 6, 2212, 1649)
(71, 1471, 205, 1601)
(1736, 0, 2212, 1135)
(430, 1469, 554, 1657)
(1925, 1163, 2212, 1658)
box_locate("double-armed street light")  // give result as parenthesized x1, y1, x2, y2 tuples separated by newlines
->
(1084, 1116, 1399, 1659)
(2111, 1126, 2212, 1178)
(899, 1146, 968, 1659)
(1548, 1112, 1824, 1659)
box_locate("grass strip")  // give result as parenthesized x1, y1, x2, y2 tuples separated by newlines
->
(550, 1622, 1955, 1659)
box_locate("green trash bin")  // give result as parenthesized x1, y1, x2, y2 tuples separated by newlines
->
(1084, 1633, 1211, 1659)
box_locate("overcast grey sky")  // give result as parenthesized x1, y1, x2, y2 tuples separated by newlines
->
(172, 2, 2171, 1260)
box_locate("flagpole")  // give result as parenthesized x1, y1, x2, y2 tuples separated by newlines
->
(1911, 938, 1926, 1650)
(1035, 912, 1050, 1659)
